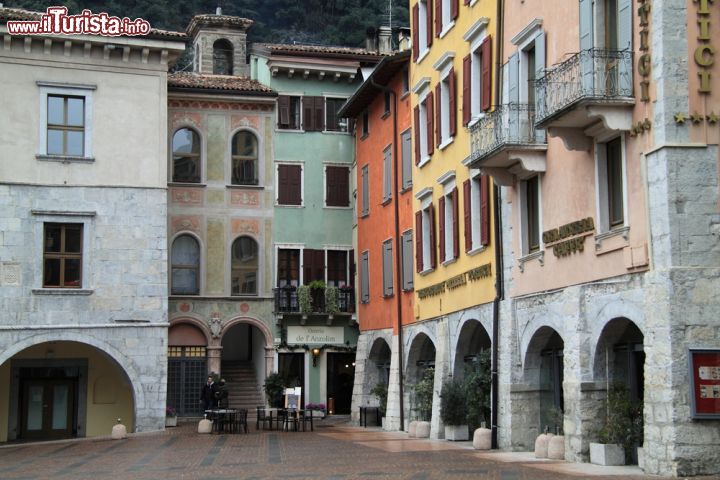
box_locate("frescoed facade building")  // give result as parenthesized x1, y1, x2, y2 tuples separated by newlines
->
(407, 0, 499, 438)
(339, 47, 415, 430)
(249, 43, 382, 413)
(166, 14, 278, 417)
(0, 7, 186, 440)
(466, 0, 720, 475)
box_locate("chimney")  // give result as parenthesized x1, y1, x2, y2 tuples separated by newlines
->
(216, 6, 222, 15)
(378, 26, 392, 54)
(365, 27, 377, 52)
(397, 27, 411, 52)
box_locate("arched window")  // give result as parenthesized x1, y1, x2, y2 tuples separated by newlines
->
(231, 131, 258, 185)
(231, 236, 258, 295)
(213, 39, 233, 75)
(171, 235, 200, 295)
(172, 128, 201, 183)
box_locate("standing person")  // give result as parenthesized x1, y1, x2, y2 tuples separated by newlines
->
(215, 378, 229, 408)
(201, 375, 217, 412)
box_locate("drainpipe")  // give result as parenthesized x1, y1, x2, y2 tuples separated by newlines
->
(369, 75, 404, 429)
(491, 0, 505, 451)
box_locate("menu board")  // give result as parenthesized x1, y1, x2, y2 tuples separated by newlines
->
(689, 349, 720, 419)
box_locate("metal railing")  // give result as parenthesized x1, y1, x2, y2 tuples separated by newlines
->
(274, 287, 355, 314)
(469, 104, 545, 163)
(535, 49, 633, 124)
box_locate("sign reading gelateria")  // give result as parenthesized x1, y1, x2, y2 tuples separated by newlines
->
(287, 326, 344, 345)
(417, 263, 492, 299)
(542, 217, 595, 258)
(695, 0, 715, 93)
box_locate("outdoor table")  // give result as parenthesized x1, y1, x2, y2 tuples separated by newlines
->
(205, 409, 238, 433)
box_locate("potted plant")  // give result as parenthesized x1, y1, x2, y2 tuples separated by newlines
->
(440, 378, 469, 440)
(590, 384, 643, 466)
(370, 382, 388, 426)
(463, 350, 492, 433)
(309, 280, 326, 311)
(263, 372, 286, 408)
(165, 406, 177, 427)
(325, 286, 339, 316)
(298, 286, 312, 316)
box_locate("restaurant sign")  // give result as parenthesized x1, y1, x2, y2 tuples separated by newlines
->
(287, 326, 344, 345)
(417, 263, 492, 299)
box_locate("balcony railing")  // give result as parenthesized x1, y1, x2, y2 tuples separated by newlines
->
(274, 286, 355, 315)
(535, 49, 633, 126)
(469, 104, 545, 164)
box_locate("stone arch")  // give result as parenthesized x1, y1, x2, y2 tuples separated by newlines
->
(452, 318, 491, 380)
(519, 313, 566, 371)
(213, 38, 234, 75)
(403, 323, 437, 365)
(0, 332, 144, 430)
(365, 337, 392, 395)
(591, 317, 645, 396)
(587, 299, 645, 378)
(221, 316, 273, 349)
(169, 316, 212, 346)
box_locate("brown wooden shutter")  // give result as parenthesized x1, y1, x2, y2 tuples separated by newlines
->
(278, 164, 288, 204)
(415, 211, 423, 272)
(326, 166, 335, 205)
(463, 55, 471, 126)
(290, 165, 301, 205)
(452, 188, 459, 259)
(349, 249, 355, 286)
(438, 196, 446, 262)
(481, 36, 493, 111)
(303, 96, 314, 131)
(463, 179, 472, 252)
(451, 0, 459, 20)
(278, 95, 290, 127)
(429, 204, 437, 268)
(338, 166, 349, 206)
(304, 249, 325, 284)
(435, 83, 442, 147)
(315, 96, 325, 131)
(434, 0, 441, 37)
(480, 175, 490, 246)
(414, 105, 421, 165)
(426, 92, 434, 155)
(412, 4, 419, 62)
(448, 67, 457, 138)
(427, 0, 433, 47)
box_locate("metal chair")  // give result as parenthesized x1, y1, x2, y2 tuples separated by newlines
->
(235, 408, 248, 433)
(284, 408, 299, 432)
(300, 409, 314, 432)
(256, 406, 271, 430)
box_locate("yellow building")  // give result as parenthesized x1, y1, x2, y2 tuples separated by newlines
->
(406, 0, 499, 439)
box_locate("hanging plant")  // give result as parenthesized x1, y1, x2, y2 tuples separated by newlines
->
(298, 285, 312, 315)
(325, 286, 339, 315)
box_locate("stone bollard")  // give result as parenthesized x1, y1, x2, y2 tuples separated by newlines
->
(534, 433, 554, 458)
(547, 435, 565, 459)
(415, 421, 431, 438)
(111, 418, 127, 440)
(473, 427, 492, 450)
(198, 415, 212, 434)
(408, 420, 418, 437)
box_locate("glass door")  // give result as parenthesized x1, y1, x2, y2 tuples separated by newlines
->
(21, 380, 75, 440)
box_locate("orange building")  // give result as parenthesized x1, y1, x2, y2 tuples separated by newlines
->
(339, 49, 413, 430)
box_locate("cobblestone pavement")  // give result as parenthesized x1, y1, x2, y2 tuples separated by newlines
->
(0, 421, 718, 480)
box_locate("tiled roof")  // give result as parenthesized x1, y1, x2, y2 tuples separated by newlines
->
(0, 7, 187, 40)
(168, 72, 277, 96)
(259, 43, 382, 57)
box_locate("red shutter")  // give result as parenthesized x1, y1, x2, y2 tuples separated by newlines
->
(438, 196, 446, 262)
(435, 83, 442, 147)
(412, 4, 419, 62)
(452, 188, 459, 259)
(414, 105, 421, 165)
(480, 175, 490, 246)
(434, 0, 442, 37)
(415, 211, 423, 272)
(463, 179, 472, 252)
(451, 0, 459, 20)
(278, 95, 290, 127)
(278, 165, 289, 204)
(303, 96, 314, 131)
(429, 204, 437, 268)
(481, 36, 492, 111)
(427, 0, 434, 47)
(426, 92, 434, 155)
(315, 96, 325, 131)
(449, 67, 456, 138)
(463, 55, 471, 126)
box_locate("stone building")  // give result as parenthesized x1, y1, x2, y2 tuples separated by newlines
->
(0, 7, 186, 440)
(249, 42, 382, 413)
(166, 14, 277, 417)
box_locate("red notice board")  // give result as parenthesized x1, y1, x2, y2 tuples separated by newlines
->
(689, 349, 720, 419)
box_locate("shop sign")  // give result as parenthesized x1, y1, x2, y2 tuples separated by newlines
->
(694, 0, 715, 93)
(417, 263, 492, 299)
(689, 349, 720, 419)
(287, 326, 344, 345)
(638, 0, 652, 101)
(542, 217, 595, 258)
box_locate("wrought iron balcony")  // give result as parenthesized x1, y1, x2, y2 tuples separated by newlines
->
(535, 49, 634, 129)
(274, 286, 355, 315)
(466, 104, 547, 186)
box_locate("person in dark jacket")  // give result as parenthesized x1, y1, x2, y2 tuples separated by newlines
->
(215, 378, 229, 408)
(201, 375, 217, 411)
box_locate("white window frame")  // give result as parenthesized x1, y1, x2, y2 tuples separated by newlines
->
(37, 82, 95, 161)
(511, 19, 544, 104)
(415, 187, 434, 275)
(418, 0, 430, 62)
(464, 18, 490, 125)
(594, 134, 628, 234)
(323, 94, 350, 134)
(322, 244, 353, 287)
(276, 92, 304, 133)
(438, 171, 456, 264)
(439, 0, 455, 38)
(469, 169, 484, 254)
(275, 161, 305, 208)
(274, 243, 305, 287)
(433, 52, 455, 150)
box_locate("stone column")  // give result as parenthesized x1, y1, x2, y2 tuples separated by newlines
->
(385, 334, 402, 431)
(430, 318, 449, 439)
(350, 333, 370, 425)
(207, 345, 222, 376)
